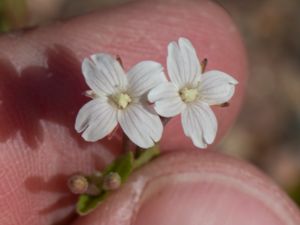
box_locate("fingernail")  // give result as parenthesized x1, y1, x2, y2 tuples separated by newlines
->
(133, 173, 286, 225)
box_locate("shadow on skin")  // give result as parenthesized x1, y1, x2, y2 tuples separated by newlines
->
(24, 174, 71, 193)
(0, 45, 125, 224)
(0, 45, 93, 149)
(51, 211, 78, 225)
(24, 174, 79, 224)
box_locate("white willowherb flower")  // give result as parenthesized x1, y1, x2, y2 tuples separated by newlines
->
(75, 53, 166, 149)
(148, 37, 238, 148)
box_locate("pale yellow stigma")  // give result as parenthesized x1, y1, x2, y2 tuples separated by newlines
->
(180, 87, 198, 103)
(113, 93, 132, 109)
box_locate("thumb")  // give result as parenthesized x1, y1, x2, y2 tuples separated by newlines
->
(73, 151, 300, 225)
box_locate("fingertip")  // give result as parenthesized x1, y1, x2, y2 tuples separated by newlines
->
(0, 1, 247, 152)
(73, 151, 300, 225)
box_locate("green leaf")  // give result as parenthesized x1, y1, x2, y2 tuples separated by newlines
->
(76, 191, 108, 215)
(76, 151, 134, 215)
(133, 145, 160, 169)
(103, 151, 134, 181)
(75, 148, 161, 216)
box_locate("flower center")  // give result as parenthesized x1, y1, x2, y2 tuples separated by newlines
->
(180, 87, 198, 103)
(113, 93, 132, 109)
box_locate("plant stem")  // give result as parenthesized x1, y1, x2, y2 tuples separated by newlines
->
(122, 132, 137, 153)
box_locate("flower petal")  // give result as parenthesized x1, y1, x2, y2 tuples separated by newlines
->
(127, 61, 166, 97)
(167, 37, 201, 89)
(118, 104, 163, 149)
(181, 102, 217, 148)
(75, 98, 118, 142)
(199, 70, 238, 105)
(194, 101, 218, 144)
(82, 53, 127, 95)
(82, 58, 111, 95)
(148, 83, 186, 117)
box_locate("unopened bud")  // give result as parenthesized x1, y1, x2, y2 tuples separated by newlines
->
(116, 55, 124, 68)
(220, 102, 230, 107)
(201, 58, 208, 71)
(102, 172, 121, 191)
(84, 90, 98, 99)
(68, 174, 89, 194)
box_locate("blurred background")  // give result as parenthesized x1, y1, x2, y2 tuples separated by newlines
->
(1, 0, 299, 205)
(219, 0, 300, 206)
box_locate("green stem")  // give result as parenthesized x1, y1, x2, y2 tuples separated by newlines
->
(75, 144, 160, 215)
(133, 145, 160, 170)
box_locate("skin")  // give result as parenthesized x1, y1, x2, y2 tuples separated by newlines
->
(0, 0, 298, 225)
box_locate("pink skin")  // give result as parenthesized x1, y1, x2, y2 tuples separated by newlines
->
(0, 0, 298, 225)
(74, 151, 300, 225)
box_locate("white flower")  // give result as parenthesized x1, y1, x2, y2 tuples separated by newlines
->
(75, 53, 166, 149)
(148, 38, 238, 148)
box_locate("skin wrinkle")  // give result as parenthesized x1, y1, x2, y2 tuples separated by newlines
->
(134, 174, 283, 224)
(131, 153, 299, 225)
(180, 154, 298, 220)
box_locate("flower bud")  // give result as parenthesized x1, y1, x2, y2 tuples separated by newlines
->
(102, 172, 121, 191)
(68, 174, 89, 194)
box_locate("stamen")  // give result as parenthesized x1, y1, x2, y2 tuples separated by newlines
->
(180, 87, 198, 103)
(113, 93, 132, 109)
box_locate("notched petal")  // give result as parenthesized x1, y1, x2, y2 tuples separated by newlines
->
(181, 102, 217, 148)
(75, 98, 118, 142)
(118, 104, 163, 149)
(127, 61, 166, 97)
(148, 83, 185, 118)
(167, 37, 201, 88)
(199, 70, 238, 105)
